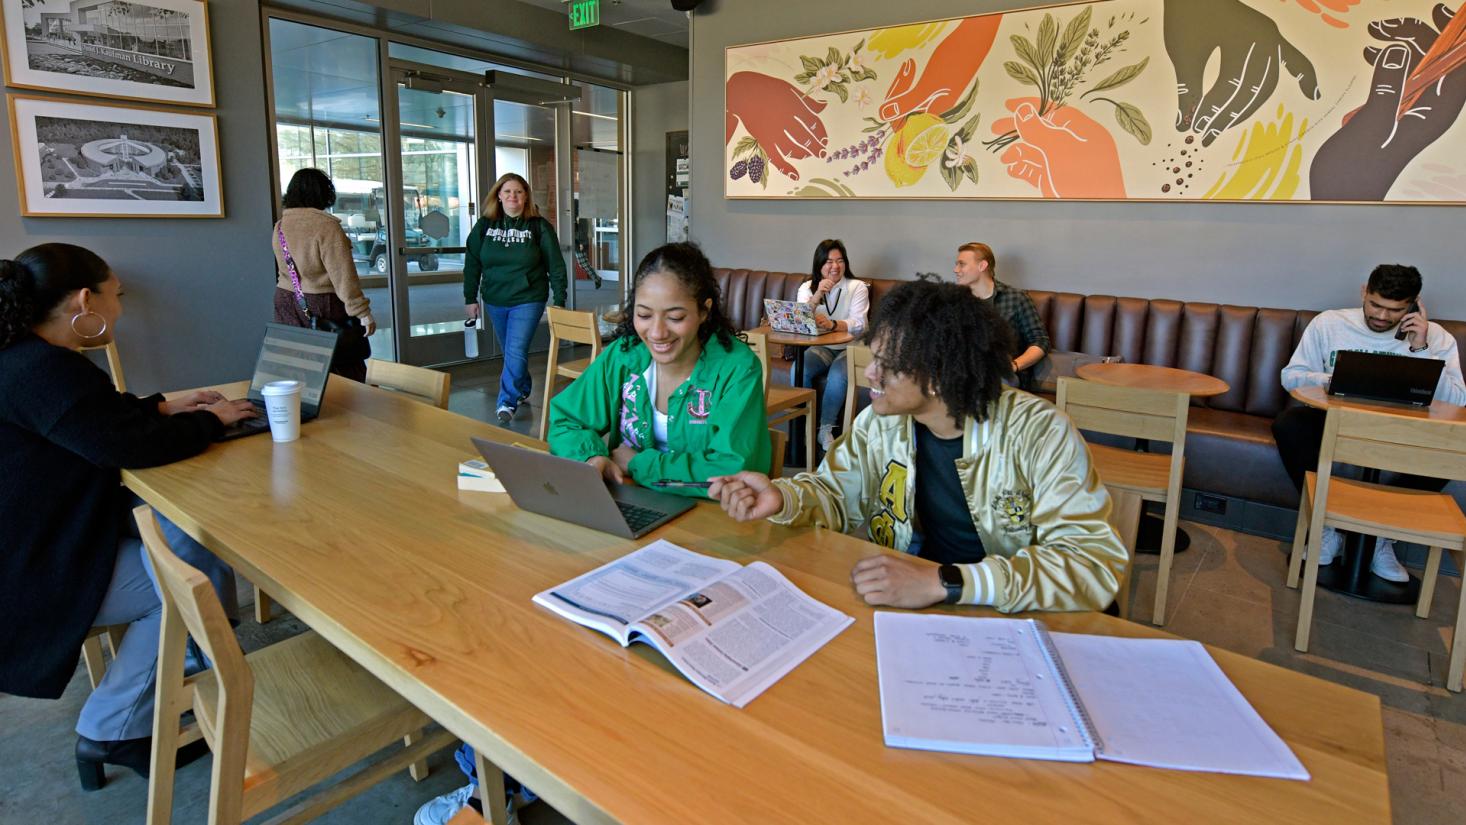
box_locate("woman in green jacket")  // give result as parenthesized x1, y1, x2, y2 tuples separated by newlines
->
(547, 243, 770, 494)
(463, 173, 567, 425)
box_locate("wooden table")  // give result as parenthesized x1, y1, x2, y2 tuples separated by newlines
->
(1288, 385, 1464, 602)
(748, 324, 854, 461)
(1075, 362, 1230, 398)
(1075, 362, 1230, 554)
(125, 378, 1390, 825)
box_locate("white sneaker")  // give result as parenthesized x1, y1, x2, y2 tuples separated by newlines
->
(817, 424, 836, 451)
(1370, 538, 1409, 583)
(414, 783, 474, 825)
(1315, 526, 1342, 566)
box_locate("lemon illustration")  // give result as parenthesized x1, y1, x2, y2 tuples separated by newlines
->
(867, 22, 947, 59)
(883, 113, 946, 188)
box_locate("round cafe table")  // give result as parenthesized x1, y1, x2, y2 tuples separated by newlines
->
(1075, 362, 1230, 554)
(748, 324, 854, 464)
(1285, 385, 1466, 603)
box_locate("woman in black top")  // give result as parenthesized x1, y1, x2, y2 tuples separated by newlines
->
(0, 244, 256, 790)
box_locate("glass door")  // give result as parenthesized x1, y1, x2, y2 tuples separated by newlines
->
(382, 65, 491, 366)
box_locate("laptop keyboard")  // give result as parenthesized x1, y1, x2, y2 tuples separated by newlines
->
(616, 501, 668, 533)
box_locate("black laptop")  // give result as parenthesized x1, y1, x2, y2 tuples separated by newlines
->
(1326, 350, 1445, 407)
(218, 323, 341, 440)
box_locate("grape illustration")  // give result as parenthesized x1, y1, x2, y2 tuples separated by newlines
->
(729, 160, 748, 180)
(747, 155, 765, 184)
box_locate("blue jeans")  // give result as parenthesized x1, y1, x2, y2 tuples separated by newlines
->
(485, 301, 547, 410)
(77, 497, 238, 741)
(801, 346, 849, 429)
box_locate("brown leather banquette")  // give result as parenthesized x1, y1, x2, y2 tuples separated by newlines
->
(714, 267, 1466, 510)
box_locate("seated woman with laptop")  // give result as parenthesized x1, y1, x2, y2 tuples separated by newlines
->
(0, 243, 256, 790)
(797, 239, 870, 452)
(546, 242, 771, 493)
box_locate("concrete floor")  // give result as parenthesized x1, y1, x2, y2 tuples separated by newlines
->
(4, 354, 1463, 824)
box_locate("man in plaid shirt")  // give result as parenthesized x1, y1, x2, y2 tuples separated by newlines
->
(952, 242, 1050, 390)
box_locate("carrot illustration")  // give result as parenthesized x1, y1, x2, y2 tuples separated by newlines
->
(878, 15, 1002, 125)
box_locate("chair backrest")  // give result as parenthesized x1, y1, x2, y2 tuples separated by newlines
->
(366, 359, 451, 409)
(1054, 376, 1190, 445)
(744, 331, 772, 400)
(82, 341, 126, 393)
(133, 506, 253, 755)
(769, 427, 787, 479)
(547, 307, 603, 355)
(1320, 406, 1466, 484)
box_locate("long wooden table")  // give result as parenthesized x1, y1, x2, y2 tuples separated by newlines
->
(124, 378, 1391, 825)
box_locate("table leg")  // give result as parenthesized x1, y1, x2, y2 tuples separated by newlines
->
(789, 348, 806, 469)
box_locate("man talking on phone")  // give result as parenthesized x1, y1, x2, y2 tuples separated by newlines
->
(1273, 264, 1466, 581)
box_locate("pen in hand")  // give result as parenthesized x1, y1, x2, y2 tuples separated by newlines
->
(650, 480, 713, 489)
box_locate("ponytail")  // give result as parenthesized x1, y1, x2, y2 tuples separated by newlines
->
(0, 244, 111, 349)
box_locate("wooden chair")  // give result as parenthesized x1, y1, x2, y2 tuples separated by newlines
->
(136, 506, 455, 825)
(366, 359, 451, 409)
(1284, 407, 1466, 690)
(842, 344, 874, 435)
(1055, 377, 1189, 625)
(1104, 486, 1144, 616)
(82, 341, 126, 392)
(745, 331, 816, 472)
(539, 307, 604, 439)
(80, 625, 127, 690)
(769, 428, 787, 480)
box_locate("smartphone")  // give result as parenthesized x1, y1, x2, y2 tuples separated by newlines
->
(1396, 300, 1421, 340)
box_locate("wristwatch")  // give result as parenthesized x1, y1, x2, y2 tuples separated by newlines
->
(938, 564, 964, 604)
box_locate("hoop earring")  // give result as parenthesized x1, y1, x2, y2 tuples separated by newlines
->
(70, 311, 107, 341)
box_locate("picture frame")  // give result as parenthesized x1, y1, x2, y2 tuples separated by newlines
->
(8, 93, 223, 217)
(1, 0, 214, 108)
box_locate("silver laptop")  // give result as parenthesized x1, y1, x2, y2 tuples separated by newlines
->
(1327, 350, 1445, 407)
(763, 298, 820, 335)
(471, 437, 695, 538)
(218, 323, 340, 440)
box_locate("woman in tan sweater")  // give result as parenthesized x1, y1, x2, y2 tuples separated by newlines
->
(272, 168, 375, 381)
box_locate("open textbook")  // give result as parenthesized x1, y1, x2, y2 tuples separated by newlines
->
(875, 613, 1309, 780)
(533, 540, 853, 708)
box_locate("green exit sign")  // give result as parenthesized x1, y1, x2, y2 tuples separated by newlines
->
(569, 0, 600, 30)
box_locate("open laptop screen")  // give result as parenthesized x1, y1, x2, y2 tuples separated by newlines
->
(245, 323, 337, 409)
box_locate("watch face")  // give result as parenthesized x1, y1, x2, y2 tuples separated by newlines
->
(939, 565, 963, 588)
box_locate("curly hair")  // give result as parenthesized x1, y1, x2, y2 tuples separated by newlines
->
(282, 168, 337, 210)
(863, 276, 1015, 422)
(0, 244, 111, 349)
(613, 243, 741, 352)
(808, 239, 854, 288)
(1366, 264, 1422, 302)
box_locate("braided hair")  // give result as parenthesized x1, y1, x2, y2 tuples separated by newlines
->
(863, 276, 1015, 423)
(0, 244, 111, 349)
(613, 242, 741, 352)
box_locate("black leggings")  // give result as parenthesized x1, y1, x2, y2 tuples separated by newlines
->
(1271, 404, 1447, 493)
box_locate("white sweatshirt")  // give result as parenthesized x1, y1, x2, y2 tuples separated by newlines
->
(1280, 308, 1466, 406)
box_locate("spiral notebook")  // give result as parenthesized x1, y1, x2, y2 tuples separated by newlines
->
(874, 613, 1309, 780)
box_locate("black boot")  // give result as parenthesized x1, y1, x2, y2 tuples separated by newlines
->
(75, 734, 209, 791)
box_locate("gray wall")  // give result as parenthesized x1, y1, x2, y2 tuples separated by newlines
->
(690, 0, 1466, 320)
(632, 81, 689, 270)
(0, 1, 275, 392)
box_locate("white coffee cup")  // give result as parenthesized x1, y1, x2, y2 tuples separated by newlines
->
(260, 380, 302, 443)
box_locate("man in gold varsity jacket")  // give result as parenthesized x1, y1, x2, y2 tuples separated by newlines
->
(710, 278, 1125, 613)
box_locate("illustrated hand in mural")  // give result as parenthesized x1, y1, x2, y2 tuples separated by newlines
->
(878, 15, 1002, 124)
(991, 98, 1126, 199)
(725, 71, 829, 181)
(1311, 4, 1466, 200)
(1162, 0, 1321, 147)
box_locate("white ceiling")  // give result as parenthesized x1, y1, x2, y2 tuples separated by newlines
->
(516, 0, 690, 47)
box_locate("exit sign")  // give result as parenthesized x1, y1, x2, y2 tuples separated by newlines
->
(569, 0, 600, 30)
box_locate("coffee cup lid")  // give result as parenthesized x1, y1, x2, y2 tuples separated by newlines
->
(261, 380, 302, 395)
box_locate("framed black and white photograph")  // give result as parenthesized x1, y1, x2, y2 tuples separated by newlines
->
(1, 0, 214, 107)
(8, 94, 222, 217)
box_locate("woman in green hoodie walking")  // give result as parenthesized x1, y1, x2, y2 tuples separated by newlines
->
(463, 173, 567, 425)
(547, 242, 770, 493)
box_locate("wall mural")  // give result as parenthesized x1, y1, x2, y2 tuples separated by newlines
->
(723, 0, 1466, 203)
